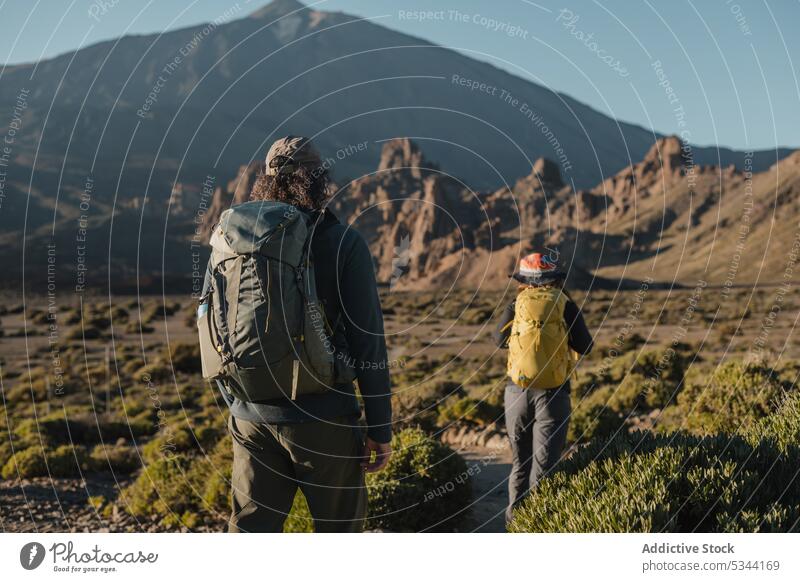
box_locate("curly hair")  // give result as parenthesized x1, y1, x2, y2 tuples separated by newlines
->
(249, 165, 331, 210)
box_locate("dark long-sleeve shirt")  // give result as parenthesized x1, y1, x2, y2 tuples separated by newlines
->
(493, 297, 594, 355)
(203, 209, 392, 443)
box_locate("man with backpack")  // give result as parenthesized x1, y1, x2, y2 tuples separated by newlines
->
(198, 136, 392, 532)
(494, 252, 593, 526)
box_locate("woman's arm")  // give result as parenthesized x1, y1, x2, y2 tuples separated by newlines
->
(564, 300, 594, 354)
(493, 301, 516, 348)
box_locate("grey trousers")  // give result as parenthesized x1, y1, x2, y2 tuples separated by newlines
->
(227, 415, 367, 533)
(504, 382, 571, 525)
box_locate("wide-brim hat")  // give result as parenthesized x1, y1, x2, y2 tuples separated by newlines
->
(511, 252, 566, 285)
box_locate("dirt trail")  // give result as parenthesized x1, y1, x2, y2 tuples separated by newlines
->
(460, 446, 512, 533)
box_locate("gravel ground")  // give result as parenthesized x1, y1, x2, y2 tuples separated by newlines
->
(0, 475, 230, 533)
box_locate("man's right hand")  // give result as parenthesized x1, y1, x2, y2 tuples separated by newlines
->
(361, 437, 392, 472)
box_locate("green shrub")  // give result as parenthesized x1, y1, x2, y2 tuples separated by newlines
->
(14, 413, 154, 447)
(436, 396, 502, 427)
(65, 325, 102, 340)
(365, 427, 472, 531)
(125, 321, 154, 334)
(569, 395, 624, 443)
(167, 342, 202, 374)
(90, 444, 140, 474)
(2, 446, 47, 479)
(48, 445, 90, 477)
(119, 435, 231, 529)
(1, 443, 89, 479)
(0, 439, 14, 470)
(509, 431, 800, 532)
(743, 391, 800, 451)
(393, 380, 464, 429)
(199, 436, 233, 515)
(119, 454, 196, 519)
(133, 363, 173, 383)
(675, 360, 786, 434)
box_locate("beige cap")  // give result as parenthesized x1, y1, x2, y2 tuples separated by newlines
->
(265, 135, 322, 176)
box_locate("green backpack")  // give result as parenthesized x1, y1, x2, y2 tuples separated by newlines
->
(197, 200, 354, 402)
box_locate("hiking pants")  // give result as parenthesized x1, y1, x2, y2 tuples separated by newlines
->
(504, 382, 571, 525)
(227, 415, 367, 532)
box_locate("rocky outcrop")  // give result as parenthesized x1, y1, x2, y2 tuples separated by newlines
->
(377, 138, 432, 179)
(195, 135, 800, 290)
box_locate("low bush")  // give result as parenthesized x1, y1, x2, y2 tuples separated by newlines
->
(90, 444, 140, 474)
(436, 396, 502, 427)
(743, 390, 800, 452)
(118, 435, 231, 529)
(13, 413, 154, 447)
(1, 446, 46, 479)
(125, 321, 154, 334)
(674, 360, 786, 434)
(48, 445, 90, 477)
(167, 342, 202, 374)
(1, 444, 90, 479)
(365, 427, 472, 531)
(509, 430, 800, 532)
(393, 380, 464, 429)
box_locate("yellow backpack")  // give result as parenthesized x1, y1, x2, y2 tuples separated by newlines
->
(506, 286, 575, 389)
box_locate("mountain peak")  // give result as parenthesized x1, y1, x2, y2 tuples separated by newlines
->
(249, 0, 307, 19)
(378, 138, 431, 178)
(532, 158, 563, 188)
(645, 136, 690, 173)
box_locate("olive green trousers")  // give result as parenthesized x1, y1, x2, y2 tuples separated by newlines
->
(227, 415, 367, 533)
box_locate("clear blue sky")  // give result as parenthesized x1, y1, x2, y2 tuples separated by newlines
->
(1, 0, 797, 150)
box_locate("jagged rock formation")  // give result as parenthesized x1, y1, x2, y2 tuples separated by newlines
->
(330, 136, 799, 290)
(184, 134, 800, 291)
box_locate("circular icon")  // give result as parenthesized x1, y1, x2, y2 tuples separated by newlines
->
(20, 542, 46, 570)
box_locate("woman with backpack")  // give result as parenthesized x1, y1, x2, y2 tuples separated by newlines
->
(493, 252, 593, 526)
